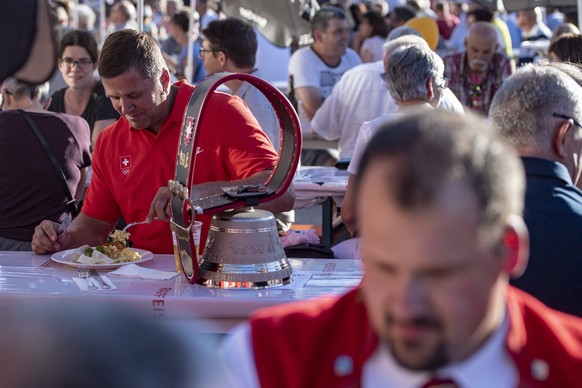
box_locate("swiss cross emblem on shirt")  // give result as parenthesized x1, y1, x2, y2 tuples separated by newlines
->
(184, 116, 195, 146)
(120, 155, 131, 175)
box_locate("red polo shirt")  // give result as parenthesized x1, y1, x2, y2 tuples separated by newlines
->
(83, 81, 278, 254)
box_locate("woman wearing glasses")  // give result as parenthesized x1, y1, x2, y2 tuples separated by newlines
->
(48, 30, 119, 147)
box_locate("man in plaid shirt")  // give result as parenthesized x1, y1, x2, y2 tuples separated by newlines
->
(444, 22, 514, 115)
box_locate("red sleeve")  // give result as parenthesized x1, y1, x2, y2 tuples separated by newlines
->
(82, 125, 122, 222)
(194, 92, 278, 183)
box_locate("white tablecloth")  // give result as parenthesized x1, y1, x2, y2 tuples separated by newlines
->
(293, 166, 348, 208)
(0, 251, 362, 332)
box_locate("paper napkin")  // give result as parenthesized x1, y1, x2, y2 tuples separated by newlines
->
(73, 275, 117, 291)
(108, 264, 178, 280)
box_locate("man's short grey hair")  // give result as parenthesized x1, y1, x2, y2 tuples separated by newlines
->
(490, 65, 582, 151)
(116, 0, 137, 23)
(75, 4, 97, 31)
(2, 77, 50, 103)
(385, 44, 445, 104)
(383, 34, 428, 56)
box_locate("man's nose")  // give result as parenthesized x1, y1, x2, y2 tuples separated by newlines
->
(392, 276, 428, 319)
(120, 98, 134, 114)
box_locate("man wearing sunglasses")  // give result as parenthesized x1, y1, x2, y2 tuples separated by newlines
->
(490, 64, 582, 317)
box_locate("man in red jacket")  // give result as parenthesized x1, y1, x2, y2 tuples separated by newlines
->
(221, 110, 582, 387)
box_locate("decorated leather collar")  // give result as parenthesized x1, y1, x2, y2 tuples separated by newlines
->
(169, 72, 301, 283)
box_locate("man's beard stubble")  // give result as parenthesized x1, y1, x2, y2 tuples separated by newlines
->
(384, 314, 450, 371)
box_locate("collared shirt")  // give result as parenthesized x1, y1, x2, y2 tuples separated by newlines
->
(510, 157, 582, 317)
(221, 307, 517, 387)
(444, 51, 514, 115)
(363, 315, 517, 388)
(83, 81, 278, 254)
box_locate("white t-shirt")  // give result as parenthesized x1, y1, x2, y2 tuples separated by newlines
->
(310, 61, 398, 159)
(360, 36, 386, 62)
(348, 112, 403, 175)
(234, 80, 280, 151)
(288, 46, 362, 134)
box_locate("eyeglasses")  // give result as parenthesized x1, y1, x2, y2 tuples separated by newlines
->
(552, 113, 582, 129)
(437, 77, 449, 89)
(60, 57, 93, 69)
(199, 48, 222, 58)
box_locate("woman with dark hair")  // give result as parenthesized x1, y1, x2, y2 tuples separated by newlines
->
(48, 30, 119, 146)
(354, 10, 389, 62)
(548, 33, 582, 63)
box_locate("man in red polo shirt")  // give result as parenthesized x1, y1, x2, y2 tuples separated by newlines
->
(32, 30, 293, 255)
(220, 111, 582, 387)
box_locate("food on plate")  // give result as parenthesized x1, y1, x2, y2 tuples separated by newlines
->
(70, 230, 141, 264)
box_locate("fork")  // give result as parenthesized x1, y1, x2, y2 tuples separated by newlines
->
(121, 217, 159, 232)
(77, 266, 98, 290)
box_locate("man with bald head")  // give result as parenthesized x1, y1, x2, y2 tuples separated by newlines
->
(444, 21, 514, 114)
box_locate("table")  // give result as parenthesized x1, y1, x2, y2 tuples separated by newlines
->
(0, 251, 362, 332)
(293, 166, 348, 247)
(302, 138, 339, 150)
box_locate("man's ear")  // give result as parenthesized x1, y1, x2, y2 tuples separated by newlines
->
(502, 215, 529, 278)
(552, 119, 572, 161)
(1, 90, 12, 110)
(426, 77, 434, 100)
(218, 51, 228, 68)
(160, 69, 171, 93)
(42, 97, 52, 110)
(313, 29, 323, 43)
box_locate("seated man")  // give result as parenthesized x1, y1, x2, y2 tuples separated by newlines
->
(490, 64, 582, 317)
(340, 37, 452, 240)
(0, 78, 91, 251)
(201, 18, 293, 231)
(444, 22, 514, 115)
(221, 110, 582, 386)
(289, 6, 361, 166)
(200, 18, 279, 151)
(32, 30, 294, 255)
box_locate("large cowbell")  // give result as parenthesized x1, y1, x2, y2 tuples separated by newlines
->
(198, 208, 292, 289)
(168, 72, 302, 287)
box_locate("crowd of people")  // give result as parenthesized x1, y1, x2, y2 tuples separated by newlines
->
(1, 0, 582, 385)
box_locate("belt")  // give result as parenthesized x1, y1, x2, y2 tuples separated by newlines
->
(169, 72, 301, 283)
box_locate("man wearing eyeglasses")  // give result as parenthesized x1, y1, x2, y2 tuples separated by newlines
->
(200, 18, 279, 151)
(444, 22, 514, 115)
(490, 64, 582, 317)
(200, 18, 293, 232)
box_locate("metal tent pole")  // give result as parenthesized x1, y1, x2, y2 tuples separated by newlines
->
(185, 0, 197, 84)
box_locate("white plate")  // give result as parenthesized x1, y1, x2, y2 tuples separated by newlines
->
(51, 248, 154, 269)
